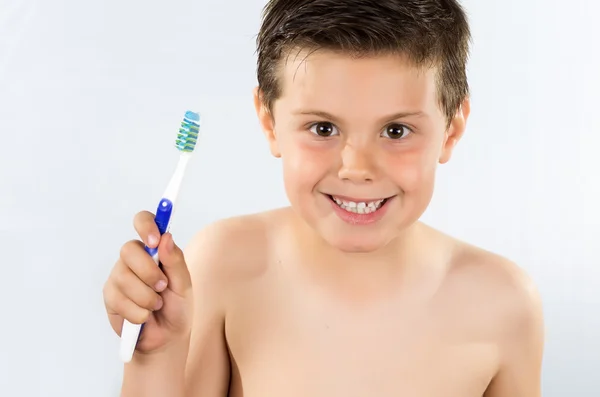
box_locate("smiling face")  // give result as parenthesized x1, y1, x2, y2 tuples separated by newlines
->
(254, 50, 470, 253)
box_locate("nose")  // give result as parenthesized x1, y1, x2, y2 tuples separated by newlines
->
(337, 143, 376, 183)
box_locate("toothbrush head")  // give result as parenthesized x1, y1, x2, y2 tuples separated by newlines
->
(176, 110, 200, 153)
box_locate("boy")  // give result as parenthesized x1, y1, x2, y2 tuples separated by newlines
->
(103, 0, 544, 396)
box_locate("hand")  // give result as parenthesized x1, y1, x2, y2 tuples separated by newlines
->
(103, 211, 193, 355)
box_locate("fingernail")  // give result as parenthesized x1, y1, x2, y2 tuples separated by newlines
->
(154, 297, 163, 311)
(148, 234, 159, 247)
(155, 280, 167, 292)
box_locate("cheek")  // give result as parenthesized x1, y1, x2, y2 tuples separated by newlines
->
(280, 137, 333, 192)
(385, 145, 439, 191)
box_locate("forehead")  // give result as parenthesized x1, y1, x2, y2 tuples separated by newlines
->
(275, 49, 440, 117)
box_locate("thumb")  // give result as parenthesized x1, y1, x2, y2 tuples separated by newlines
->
(157, 232, 191, 295)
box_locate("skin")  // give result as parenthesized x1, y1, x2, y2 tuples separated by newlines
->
(105, 50, 544, 397)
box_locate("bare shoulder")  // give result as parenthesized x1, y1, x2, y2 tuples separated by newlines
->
(426, 227, 545, 395)
(420, 223, 544, 338)
(438, 230, 545, 381)
(421, 225, 540, 303)
(183, 207, 291, 290)
(450, 239, 543, 328)
(180, 210, 290, 395)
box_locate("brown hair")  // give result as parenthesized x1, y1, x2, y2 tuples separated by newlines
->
(256, 0, 471, 127)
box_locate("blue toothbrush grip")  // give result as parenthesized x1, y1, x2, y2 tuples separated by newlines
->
(144, 198, 173, 258)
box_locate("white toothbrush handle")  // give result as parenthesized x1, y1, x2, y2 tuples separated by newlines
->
(120, 321, 144, 363)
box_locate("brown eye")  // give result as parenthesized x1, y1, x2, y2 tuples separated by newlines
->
(382, 124, 411, 139)
(310, 122, 338, 137)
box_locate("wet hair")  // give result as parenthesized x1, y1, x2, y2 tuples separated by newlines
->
(256, 0, 471, 127)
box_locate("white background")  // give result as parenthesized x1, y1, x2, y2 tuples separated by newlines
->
(0, 0, 598, 395)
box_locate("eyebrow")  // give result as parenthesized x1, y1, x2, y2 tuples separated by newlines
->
(292, 109, 426, 123)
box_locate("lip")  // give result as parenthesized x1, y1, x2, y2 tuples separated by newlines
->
(325, 193, 395, 225)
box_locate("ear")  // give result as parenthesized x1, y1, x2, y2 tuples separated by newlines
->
(253, 86, 281, 158)
(439, 96, 470, 164)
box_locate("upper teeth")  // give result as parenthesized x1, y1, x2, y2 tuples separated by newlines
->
(332, 196, 385, 214)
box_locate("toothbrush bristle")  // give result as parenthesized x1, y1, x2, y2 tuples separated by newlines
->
(175, 110, 200, 152)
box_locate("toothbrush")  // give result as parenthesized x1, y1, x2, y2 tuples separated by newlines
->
(119, 110, 200, 363)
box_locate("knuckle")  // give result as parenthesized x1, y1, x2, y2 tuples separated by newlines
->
(119, 240, 133, 259)
(143, 293, 159, 310)
(144, 266, 161, 283)
(132, 260, 154, 281)
(109, 295, 128, 317)
(113, 268, 135, 291)
(134, 211, 155, 228)
(129, 309, 150, 325)
(102, 277, 115, 295)
(132, 258, 158, 282)
(120, 240, 141, 261)
(113, 273, 126, 290)
(133, 287, 157, 309)
(133, 210, 145, 224)
(112, 266, 126, 285)
(102, 283, 115, 306)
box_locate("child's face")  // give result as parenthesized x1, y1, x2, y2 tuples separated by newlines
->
(255, 50, 469, 253)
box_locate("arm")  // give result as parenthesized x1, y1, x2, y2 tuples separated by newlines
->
(121, 224, 231, 397)
(484, 273, 545, 397)
(183, 224, 231, 396)
(121, 340, 190, 396)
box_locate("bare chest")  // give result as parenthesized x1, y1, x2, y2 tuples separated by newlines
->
(224, 275, 498, 397)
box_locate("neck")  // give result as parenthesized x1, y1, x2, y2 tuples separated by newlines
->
(282, 209, 451, 301)
(288, 211, 425, 273)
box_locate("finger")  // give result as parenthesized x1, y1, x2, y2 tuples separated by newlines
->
(103, 281, 152, 325)
(113, 264, 164, 312)
(157, 233, 192, 295)
(120, 241, 168, 292)
(133, 210, 161, 248)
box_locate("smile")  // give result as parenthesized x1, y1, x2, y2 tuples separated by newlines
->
(328, 195, 389, 214)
